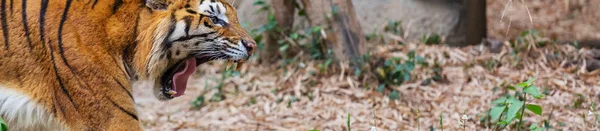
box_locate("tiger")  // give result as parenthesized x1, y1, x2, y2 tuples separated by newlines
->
(0, 0, 255, 130)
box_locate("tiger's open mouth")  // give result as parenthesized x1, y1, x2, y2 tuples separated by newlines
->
(159, 55, 245, 99)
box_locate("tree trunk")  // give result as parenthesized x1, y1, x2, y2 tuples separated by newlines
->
(260, 0, 296, 64)
(303, 0, 366, 64)
(464, 0, 487, 45)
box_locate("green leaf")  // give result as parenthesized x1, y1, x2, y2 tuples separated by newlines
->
(0, 116, 7, 131)
(331, 5, 340, 15)
(279, 44, 290, 52)
(376, 84, 385, 93)
(389, 91, 400, 100)
(408, 50, 416, 59)
(290, 33, 299, 40)
(439, 114, 444, 130)
(423, 34, 441, 45)
(490, 106, 506, 122)
(524, 86, 543, 98)
(347, 113, 351, 131)
(505, 100, 524, 123)
(492, 97, 508, 104)
(404, 62, 415, 71)
(506, 86, 516, 90)
(312, 26, 323, 33)
(525, 78, 536, 86)
(298, 10, 307, 16)
(516, 82, 528, 88)
(529, 124, 544, 131)
(252, 0, 266, 6)
(384, 59, 393, 66)
(526, 104, 543, 116)
(191, 96, 205, 108)
(324, 59, 332, 67)
(402, 72, 411, 82)
(497, 121, 508, 125)
(506, 97, 521, 104)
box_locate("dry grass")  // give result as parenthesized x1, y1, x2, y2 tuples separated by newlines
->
(488, 0, 600, 41)
(130, 1, 600, 130)
(134, 37, 600, 130)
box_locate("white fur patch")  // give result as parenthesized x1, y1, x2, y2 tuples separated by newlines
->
(223, 41, 249, 60)
(167, 21, 188, 42)
(0, 86, 66, 130)
(147, 18, 172, 78)
(198, 1, 229, 24)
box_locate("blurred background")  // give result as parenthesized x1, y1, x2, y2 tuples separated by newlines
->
(135, 0, 600, 130)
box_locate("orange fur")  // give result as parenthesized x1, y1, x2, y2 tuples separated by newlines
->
(0, 0, 252, 130)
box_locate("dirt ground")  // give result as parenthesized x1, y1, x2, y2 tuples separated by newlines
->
(487, 0, 600, 41)
(134, 43, 600, 130)
(133, 0, 600, 130)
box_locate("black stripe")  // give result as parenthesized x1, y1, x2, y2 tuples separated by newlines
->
(114, 78, 133, 100)
(203, 21, 213, 28)
(8, 0, 12, 15)
(48, 40, 79, 109)
(39, 0, 48, 48)
(53, 89, 68, 117)
(133, 14, 140, 36)
(91, 0, 98, 9)
(57, 0, 73, 67)
(197, 13, 206, 24)
(209, 5, 215, 13)
(109, 98, 138, 121)
(216, 5, 221, 14)
(210, 0, 215, 3)
(111, 0, 123, 14)
(125, 15, 140, 79)
(172, 32, 215, 42)
(161, 13, 176, 50)
(1, 0, 10, 50)
(21, 0, 32, 50)
(200, 0, 204, 4)
(183, 16, 192, 36)
(56, 0, 94, 91)
(185, 9, 197, 14)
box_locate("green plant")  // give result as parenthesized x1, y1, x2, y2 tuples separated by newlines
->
(191, 64, 241, 107)
(389, 91, 399, 100)
(191, 96, 205, 108)
(384, 21, 404, 36)
(0, 116, 7, 131)
(421, 34, 441, 45)
(528, 124, 544, 131)
(489, 78, 544, 130)
(374, 50, 426, 86)
(411, 108, 421, 131)
(347, 113, 351, 131)
(511, 29, 548, 53)
(591, 102, 600, 125)
(439, 114, 444, 131)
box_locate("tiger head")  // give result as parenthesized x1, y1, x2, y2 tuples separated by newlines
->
(134, 0, 255, 100)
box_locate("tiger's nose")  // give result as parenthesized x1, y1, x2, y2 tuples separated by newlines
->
(242, 39, 256, 55)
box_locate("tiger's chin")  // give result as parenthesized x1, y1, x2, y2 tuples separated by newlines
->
(152, 54, 247, 100)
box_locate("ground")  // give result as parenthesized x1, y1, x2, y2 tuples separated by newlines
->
(133, 0, 600, 130)
(488, 0, 600, 41)
(134, 42, 600, 130)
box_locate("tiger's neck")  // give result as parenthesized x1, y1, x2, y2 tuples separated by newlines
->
(108, 3, 155, 81)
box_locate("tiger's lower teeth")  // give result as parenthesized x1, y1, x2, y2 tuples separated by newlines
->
(236, 61, 244, 70)
(167, 90, 177, 95)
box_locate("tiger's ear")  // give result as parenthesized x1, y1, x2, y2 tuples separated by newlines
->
(145, 0, 169, 10)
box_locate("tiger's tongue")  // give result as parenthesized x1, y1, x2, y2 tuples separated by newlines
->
(172, 58, 196, 97)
